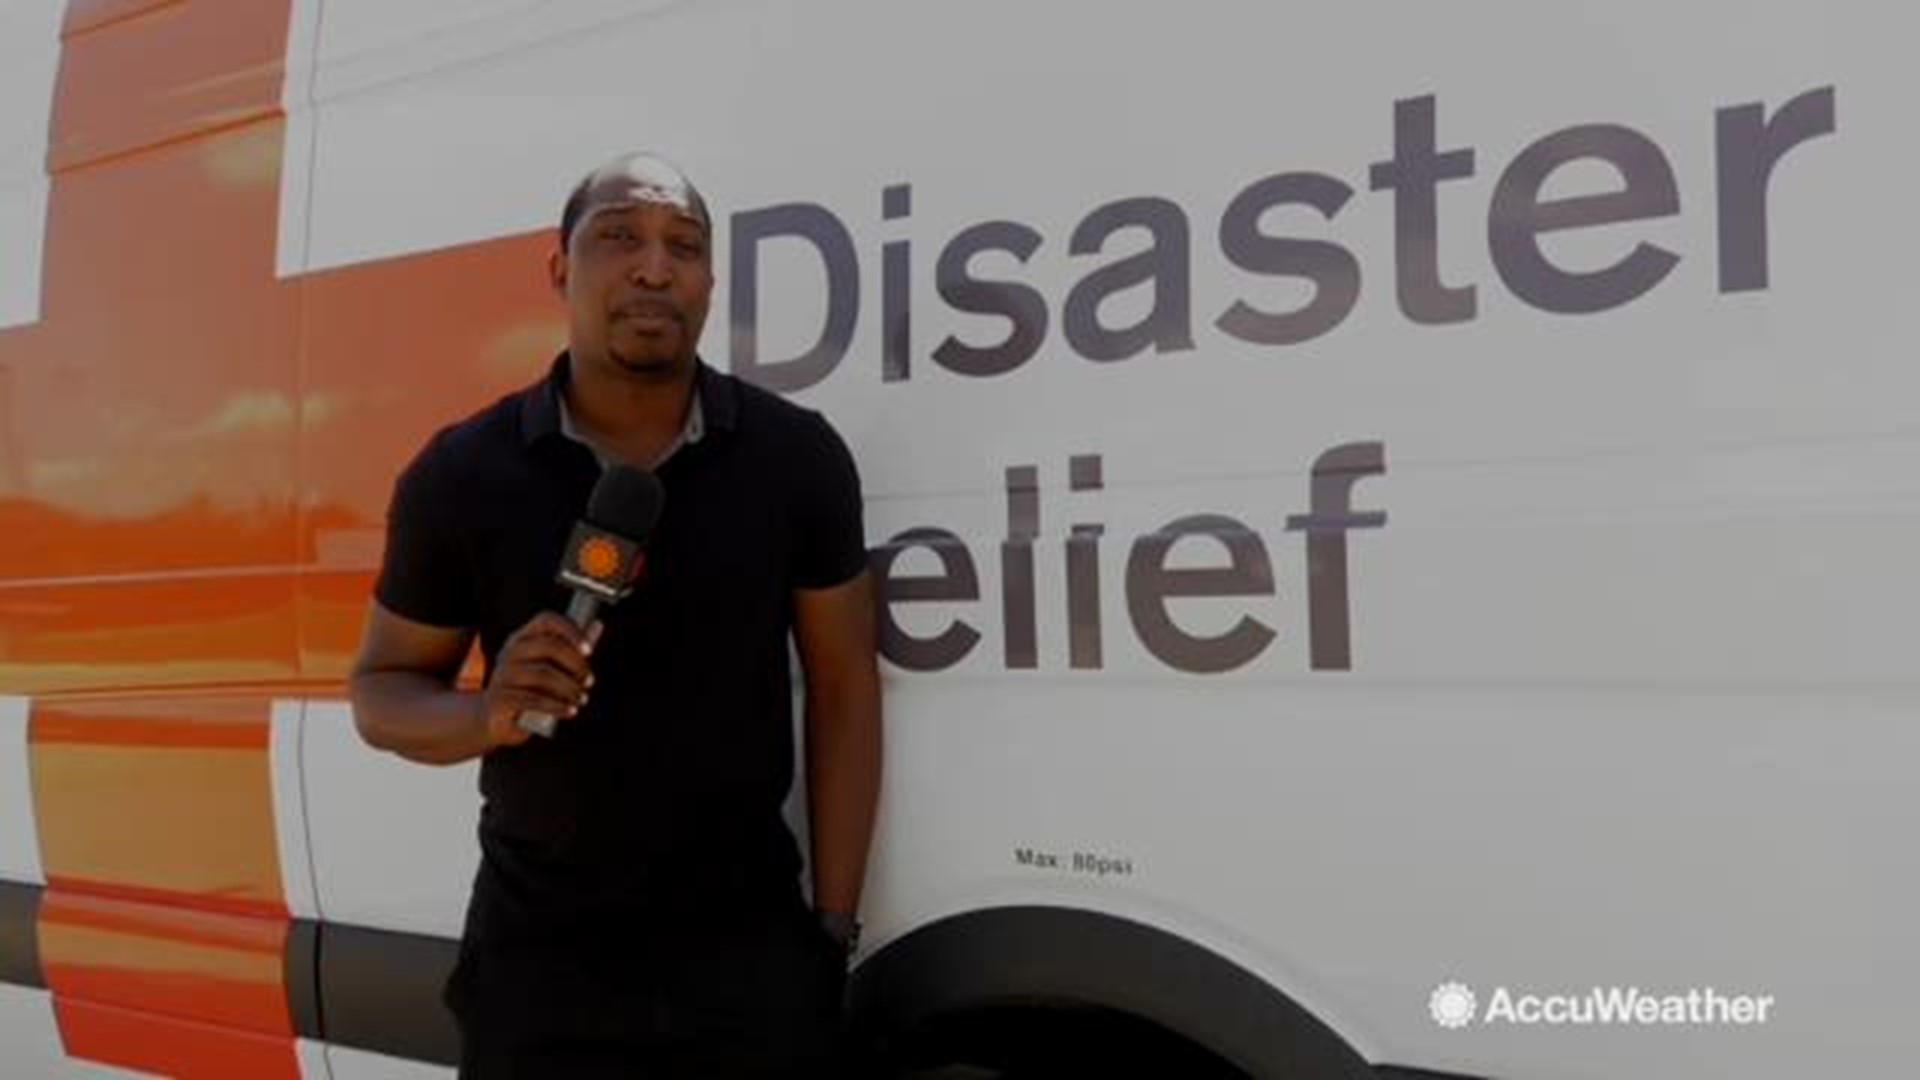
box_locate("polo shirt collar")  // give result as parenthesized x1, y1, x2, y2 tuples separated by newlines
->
(520, 351, 738, 449)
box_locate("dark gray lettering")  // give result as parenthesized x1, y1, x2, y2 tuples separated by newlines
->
(1284, 442, 1388, 672)
(1003, 465, 1040, 670)
(1063, 197, 1196, 362)
(1067, 453, 1105, 670)
(1716, 86, 1838, 293)
(1489, 124, 1681, 314)
(730, 203, 859, 393)
(1216, 172, 1362, 346)
(883, 183, 912, 381)
(933, 221, 1048, 378)
(1369, 94, 1479, 324)
(1126, 514, 1277, 674)
(872, 528, 982, 672)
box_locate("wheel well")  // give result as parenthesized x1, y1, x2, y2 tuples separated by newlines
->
(849, 905, 1375, 1079)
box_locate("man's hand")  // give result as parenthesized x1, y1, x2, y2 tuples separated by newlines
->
(350, 602, 600, 765)
(481, 613, 601, 748)
(817, 909, 861, 956)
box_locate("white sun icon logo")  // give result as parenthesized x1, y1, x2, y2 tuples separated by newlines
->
(1430, 981, 1478, 1029)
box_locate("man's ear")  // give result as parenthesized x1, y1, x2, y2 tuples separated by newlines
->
(548, 248, 568, 297)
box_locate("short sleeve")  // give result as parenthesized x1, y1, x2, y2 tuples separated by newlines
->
(789, 411, 869, 590)
(373, 435, 477, 628)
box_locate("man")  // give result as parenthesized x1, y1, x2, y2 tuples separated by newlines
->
(349, 153, 882, 1078)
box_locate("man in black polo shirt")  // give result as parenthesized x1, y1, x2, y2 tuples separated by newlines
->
(349, 153, 882, 1078)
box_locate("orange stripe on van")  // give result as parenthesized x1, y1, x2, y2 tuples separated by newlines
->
(4, 4, 538, 1069)
(41, 877, 285, 924)
(32, 707, 270, 749)
(0, 574, 300, 698)
(39, 888, 283, 952)
(52, 0, 290, 171)
(31, 696, 287, 912)
(0, 0, 554, 694)
(62, 0, 185, 38)
(0, 116, 304, 697)
(55, 996, 298, 1080)
(1, 2, 316, 1074)
(299, 235, 563, 681)
(41, 890, 291, 1036)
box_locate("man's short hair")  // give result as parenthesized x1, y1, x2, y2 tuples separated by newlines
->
(559, 155, 710, 252)
(558, 175, 600, 253)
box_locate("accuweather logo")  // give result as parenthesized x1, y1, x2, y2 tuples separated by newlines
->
(1430, 982, 1478, 1029)
(1429, 981, 1776, 1029)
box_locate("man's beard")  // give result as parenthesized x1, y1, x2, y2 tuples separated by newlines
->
(608, 348, 685, 380)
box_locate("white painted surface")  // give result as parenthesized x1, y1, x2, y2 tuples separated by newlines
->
(284, 0, 679, 274)
(0, 986, 146, 1078)
(270, 699, 320, 921)
(865, 678, 1920, 1078)
(323, 1045, 453, 1080)
(0, 695, 42, 885)
(301, 701, 478, 937)
(0, 0, 63, 329)
(276, 0, 325, 279)
(0, 176, 49, 329)
(295, 1038, 333, 1080)
(307, 0, 677, 103)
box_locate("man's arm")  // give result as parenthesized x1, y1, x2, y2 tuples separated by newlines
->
(349, 602, 490, 765)
(350, 602, 596, 765)
(794, 570, 883, 925)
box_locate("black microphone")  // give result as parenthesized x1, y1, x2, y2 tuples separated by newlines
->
(517, 465, 665, 737)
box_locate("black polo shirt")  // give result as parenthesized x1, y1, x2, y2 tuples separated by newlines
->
(375, 354, 867, 943)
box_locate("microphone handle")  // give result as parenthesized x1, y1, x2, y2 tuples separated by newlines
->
(515, 590, 605, 738)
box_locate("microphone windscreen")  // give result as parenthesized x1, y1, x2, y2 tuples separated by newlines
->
(586, 465, 665, 541)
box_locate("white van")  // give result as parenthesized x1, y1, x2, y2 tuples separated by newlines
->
(0, 1, 1912, 1077)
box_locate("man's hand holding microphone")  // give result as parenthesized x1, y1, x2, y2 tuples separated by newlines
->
(483, 465, 663, 749)
(476, 613, 602, 750)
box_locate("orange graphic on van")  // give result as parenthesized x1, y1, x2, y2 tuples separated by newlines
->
(0, 1, 560, 1076)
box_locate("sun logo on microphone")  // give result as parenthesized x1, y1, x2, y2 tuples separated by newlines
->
(577, 537, 623, 581)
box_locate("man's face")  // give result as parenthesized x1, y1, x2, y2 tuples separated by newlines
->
(554, 163, 713, 379)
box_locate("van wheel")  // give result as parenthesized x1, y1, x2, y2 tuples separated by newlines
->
(871, 1002, 1248, 1079)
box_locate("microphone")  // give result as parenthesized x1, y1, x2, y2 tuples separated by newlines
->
(517, 465, 666, 737)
